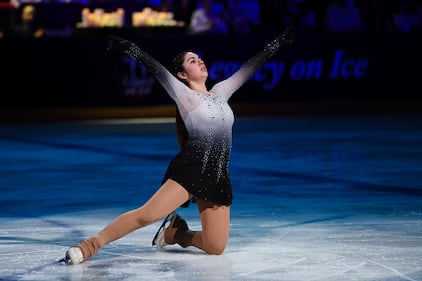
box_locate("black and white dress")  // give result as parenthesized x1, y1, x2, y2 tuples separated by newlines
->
(108, 35, 285, 206)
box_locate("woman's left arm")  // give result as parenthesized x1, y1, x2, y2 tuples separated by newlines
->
(213, 26, 295, 98)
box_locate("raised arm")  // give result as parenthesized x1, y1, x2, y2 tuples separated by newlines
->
(212, 26, 295, 99)
(107, 35, 188, 102)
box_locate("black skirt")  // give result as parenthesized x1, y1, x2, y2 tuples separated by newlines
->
(161, 146, 233, 207)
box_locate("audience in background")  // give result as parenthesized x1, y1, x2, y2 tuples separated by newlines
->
(279, 0, 318, 31)
(12, 4, 45, 38)
(158, 0, 197, 28)
(388, 0, 422, 32)
(390, 0, 413, 32)
(412, 3, 422, 30)
(324, 0, 363, 32)
(189, 0, 229, 34)
(226, 0, 260, 34)
(2, 0, 422, 35)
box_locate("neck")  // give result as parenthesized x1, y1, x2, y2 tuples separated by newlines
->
(189, 81, 209, 95)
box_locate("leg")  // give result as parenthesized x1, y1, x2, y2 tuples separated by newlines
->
(95, 179, 191, 246)
(194, 199, 230, 255)
(163, 199, 230, 255)
(65, 179, 191, 264)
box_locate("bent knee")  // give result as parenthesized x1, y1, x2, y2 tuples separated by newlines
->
(205, 246, 226, 255)
(203, 241, 227, 255)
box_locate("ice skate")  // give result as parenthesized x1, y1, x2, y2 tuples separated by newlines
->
(61, 247, 84, 265)
(60, 237, 101, 265)
(152, 212, 194, 249)
(152, 212, 175, 248)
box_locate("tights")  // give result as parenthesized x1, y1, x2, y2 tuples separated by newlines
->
(76, 197, 230, 260)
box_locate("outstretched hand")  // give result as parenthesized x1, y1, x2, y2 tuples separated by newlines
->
(105, 35, 160, 74)
(278, 25, 295, 46)
(263, 26, 295, 54)
(107, 35, 130, 53)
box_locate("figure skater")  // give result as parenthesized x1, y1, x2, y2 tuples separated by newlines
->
(62, 26, 294, 265)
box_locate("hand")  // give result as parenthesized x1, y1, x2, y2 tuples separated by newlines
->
(264, 26, 295, 54)
(107, 35, 131, 53)
(106, 35, 157, 74)
(278, 25, 295, 46)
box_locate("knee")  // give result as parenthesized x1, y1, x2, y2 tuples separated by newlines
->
(203, 241, 227, 255)
(205, 246, 226, 255)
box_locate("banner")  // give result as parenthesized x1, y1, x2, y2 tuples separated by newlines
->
(0, 32, 420, 109)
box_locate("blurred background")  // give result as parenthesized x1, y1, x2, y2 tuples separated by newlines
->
(1, 4, 421, 279)
(0, 0, 421, 122)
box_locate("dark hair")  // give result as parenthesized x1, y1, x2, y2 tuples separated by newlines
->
(171, 50, 191, 150)
(175, 109, 189, 150)
(171, 50, 192, 84)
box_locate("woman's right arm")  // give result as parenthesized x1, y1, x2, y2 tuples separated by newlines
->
(107, 36, 188, 102)
(212, 26, 295, 100)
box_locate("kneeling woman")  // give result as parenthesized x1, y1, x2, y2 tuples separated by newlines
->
(63, 27, 294, 264)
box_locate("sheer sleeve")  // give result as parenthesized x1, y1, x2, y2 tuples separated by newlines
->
(107, 36, 191, 105)
(211, 27, 294, 100)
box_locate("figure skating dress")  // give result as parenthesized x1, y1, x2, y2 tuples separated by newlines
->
(107, 31, 291, 206)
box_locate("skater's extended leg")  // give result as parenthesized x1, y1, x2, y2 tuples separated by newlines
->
(95, 179, 191, 246)
(64, 179, 191, 264)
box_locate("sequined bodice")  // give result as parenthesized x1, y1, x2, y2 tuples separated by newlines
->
(185, 92, 234, 142)
(184, 92, 234, 181)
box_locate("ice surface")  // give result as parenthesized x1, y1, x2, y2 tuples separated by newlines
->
(1, 115, 421, 281)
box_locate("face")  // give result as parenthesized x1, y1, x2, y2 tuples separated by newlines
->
(177, 52, 208, 82)
(22, 5, 36, 22)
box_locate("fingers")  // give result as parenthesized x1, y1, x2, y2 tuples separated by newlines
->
(107, 35, 130, 52)
(280, 25, 295, 45)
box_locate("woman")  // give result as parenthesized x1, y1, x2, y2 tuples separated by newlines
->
(62, 27, 294, 265)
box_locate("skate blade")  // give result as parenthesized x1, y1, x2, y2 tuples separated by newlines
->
(56, 256, 72, 265)
(152, 212, 175, 246)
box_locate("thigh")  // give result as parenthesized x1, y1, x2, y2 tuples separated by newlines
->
(196, 199, 231, 247)
(141, 179, 192, 222)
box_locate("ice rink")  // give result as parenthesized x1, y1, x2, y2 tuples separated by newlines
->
(1, 114, 421, 281)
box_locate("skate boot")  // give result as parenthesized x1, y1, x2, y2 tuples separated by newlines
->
(61, 237, 101, 265)
(152, 213, 174, 248)
(152, 213, 196, 248)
